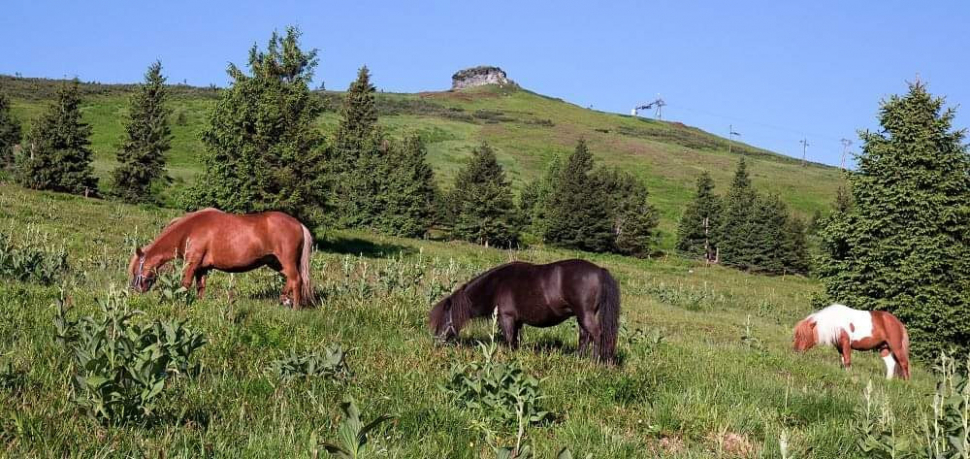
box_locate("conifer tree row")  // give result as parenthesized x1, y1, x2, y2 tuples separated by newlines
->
(677, 158, 809, 274)
(525, 139, 659, 257)
(331, 67, 437, 236)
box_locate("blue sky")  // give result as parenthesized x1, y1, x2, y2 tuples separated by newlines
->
(3, 1, 967, 167)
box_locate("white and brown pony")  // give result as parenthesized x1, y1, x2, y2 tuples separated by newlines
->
(793, 304, 910, 380)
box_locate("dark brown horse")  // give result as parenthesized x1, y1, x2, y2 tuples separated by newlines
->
(128, 208, 315, 308)
(429, 259, 621, 363)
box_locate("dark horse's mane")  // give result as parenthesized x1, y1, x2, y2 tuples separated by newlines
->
(431, 261, 526, 334)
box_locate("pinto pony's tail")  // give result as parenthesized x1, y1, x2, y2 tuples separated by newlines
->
(597, 268, 621, 364)
(299, 225, 315, 306)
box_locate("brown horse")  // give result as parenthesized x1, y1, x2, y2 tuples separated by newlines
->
(429, 259, 621, 363)
(128, 208, 315, 308)
(793, 303, 910, 380)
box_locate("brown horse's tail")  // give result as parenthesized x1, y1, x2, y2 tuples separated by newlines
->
(597, 268, 621, 364)
(299, 224, 315, 306)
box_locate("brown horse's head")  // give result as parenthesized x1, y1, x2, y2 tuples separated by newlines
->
(128, 247, 157, 293)
(792, 318, 818, 352)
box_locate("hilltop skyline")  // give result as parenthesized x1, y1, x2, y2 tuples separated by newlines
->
(3, 0, 968, 167)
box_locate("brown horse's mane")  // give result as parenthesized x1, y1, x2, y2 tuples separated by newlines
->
(143, 208, 221, 255)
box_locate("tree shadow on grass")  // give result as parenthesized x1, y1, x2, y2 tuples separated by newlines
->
(316, 236, 415, 259)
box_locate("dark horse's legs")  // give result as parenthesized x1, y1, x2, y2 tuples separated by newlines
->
(577, 312, 601, 358)
(577, 327, 591, 356)
(499, 313, 521, 349)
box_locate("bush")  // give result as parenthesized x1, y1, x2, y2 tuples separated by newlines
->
(53, 288, 205, 424)
(0, 230, 68, 284)
(441, 320, 550, 429)
(266, 345, 349, 383)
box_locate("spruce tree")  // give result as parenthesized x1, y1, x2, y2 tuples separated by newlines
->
(817, 82, 970, 358)
(112, 61, 172, 203)
(519, 154, 563, 239)
(15, 79, 97, 195)
(782, 215, 810, 275)
(717, 158, 759, 269)
(609, 173, 660, 258)
(544, 139, 613, 252)
(0, 88, 21, 170)
(448, 142, 519, 247)
(377, 135, 437, 237)
(676, 171, 722, 260)
(189, 27, 329, 226)
(332, 66, 384, 227)
(749, 193, 790, 273)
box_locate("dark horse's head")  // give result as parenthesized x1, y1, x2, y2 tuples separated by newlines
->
(429, 288, 477, 341)
(128, 247, 157, 293)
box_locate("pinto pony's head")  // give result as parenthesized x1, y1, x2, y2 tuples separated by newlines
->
(792, 318, 818, 352)
(429, 290, 472, 341)
(128, 247, 156, 293)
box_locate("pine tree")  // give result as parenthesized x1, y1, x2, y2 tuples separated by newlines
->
(448, 142, 520, 247)
(15, 79, 97, 195)
(189, 27, 329, 226)
(718, 158, 759, 269)
(377, 135, 437, 237)
(817, 82, 970, 358)
(112, 61, 172, 203)
(0, 88, 21, 170)
(676, 171, 722, 260)
(544, 139, 613, 252)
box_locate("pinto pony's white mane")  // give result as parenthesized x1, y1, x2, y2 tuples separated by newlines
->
(794, 303, 874, 349)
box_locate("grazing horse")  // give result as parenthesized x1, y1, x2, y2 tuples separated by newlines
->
(429, 259, 621, 363)
(793, 304, 910, 380)
(128, 208, 315, 308)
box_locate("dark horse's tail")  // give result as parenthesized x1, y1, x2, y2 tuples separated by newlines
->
(597, 268, 621, 364)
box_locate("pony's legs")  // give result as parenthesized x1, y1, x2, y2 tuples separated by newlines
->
(577, 326, 591, 356)
(880, 348, 896, 380)
(194, 270, 207, 298)
(578, 313, 601, 361)
(890, 346, 911, 380)
(499, 313, 521, 349)
(281, 262, 303, 310)
(181, 261, 199, 292)
(837, 331, 852, 370)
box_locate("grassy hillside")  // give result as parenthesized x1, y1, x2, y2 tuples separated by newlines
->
(0, 183, 933, 457)
(2, 75, 844, 247)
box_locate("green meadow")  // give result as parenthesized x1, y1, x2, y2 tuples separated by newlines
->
(0, 182, 934, 458)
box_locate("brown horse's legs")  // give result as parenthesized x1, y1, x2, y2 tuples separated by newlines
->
(499, 314, 521, 349)
(194, 271, 207, 298)
(181, 262, 199, 292)
(890, 346, 911, 380)
(281, 264, 303, 310)
(837, 330, 852, 370)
